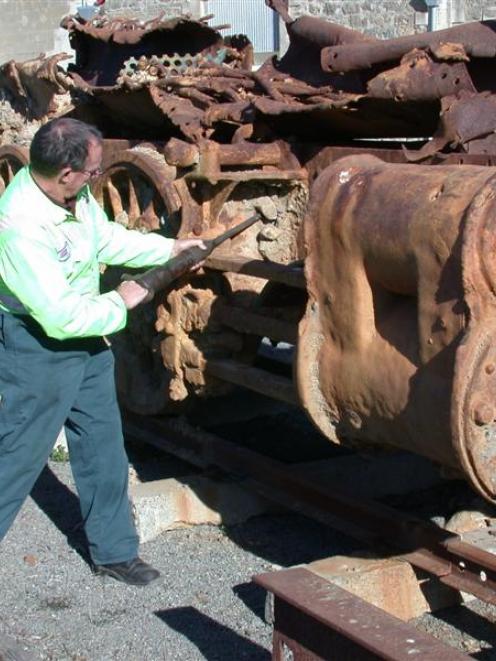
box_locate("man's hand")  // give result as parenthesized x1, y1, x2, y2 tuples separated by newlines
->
(170, 238, 207, 259)
(116, 280, 149, 310)
(116, 240, 208, 311)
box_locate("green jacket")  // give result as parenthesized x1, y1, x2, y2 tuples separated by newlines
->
(0, 166, 174, 339)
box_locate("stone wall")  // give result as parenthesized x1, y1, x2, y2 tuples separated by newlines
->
(0, 0, 196, 64)
(0, 0, 490, 66)
(0, 0, 75, 63)
(286, 1, 417, 39)
(465, 0, 496, 18)
(104, 0, 193, 18)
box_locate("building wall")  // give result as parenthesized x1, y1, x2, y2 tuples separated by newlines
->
(286, 1, 416, 39)
(0, 0, 490, 65)
(0, 0, 197, 63)
(466, 0, 496, 18)
(0, 0, 76, 63)
(104, 0, 192, 18)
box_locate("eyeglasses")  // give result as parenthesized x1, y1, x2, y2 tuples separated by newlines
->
(78, 167, 103, 178)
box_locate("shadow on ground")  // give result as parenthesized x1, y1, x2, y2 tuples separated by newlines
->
(155, 606, 270, 660)
(30, 465, 90, 565)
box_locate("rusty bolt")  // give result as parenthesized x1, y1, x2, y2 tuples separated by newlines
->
(473, 402, 495, 426)
(347, 409, 362, 430)
(486, 363, 496, 375)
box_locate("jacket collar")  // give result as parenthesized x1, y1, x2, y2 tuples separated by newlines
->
(27, 166, 89, 225)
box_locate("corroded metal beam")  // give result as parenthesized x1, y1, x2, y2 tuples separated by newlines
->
(321, 20, 496, 73)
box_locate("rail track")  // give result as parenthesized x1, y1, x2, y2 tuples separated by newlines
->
(124, 411, 496, 659)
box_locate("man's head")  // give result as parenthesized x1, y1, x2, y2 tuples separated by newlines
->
(30, 118, 103, 201)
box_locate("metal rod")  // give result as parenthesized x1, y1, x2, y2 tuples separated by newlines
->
(205, 254, 306, 289)
(215, 304, 299, 344)
(205, 358, 299, 406)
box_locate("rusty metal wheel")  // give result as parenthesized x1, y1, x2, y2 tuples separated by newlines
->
(0, 145, 29, 196)
(92, 147, 182, 236)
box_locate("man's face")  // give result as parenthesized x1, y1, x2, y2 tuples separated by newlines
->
(62, 139, 103, 200)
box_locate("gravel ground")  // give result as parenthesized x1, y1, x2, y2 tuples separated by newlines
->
(0, 455, 357, 661)
(2, 428, 496, 660)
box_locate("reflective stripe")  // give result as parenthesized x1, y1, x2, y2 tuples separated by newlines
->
(0, 291, 28, 314)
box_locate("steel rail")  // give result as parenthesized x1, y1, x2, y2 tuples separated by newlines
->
(254, 567, 471, 660)
(123, 414, 496, 604)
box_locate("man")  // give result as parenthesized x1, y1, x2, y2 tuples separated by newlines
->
(0, 118, 204, 586)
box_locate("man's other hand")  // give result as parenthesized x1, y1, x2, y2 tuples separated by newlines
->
(170, 238, 207, 259)
(116, 280, 149, 310)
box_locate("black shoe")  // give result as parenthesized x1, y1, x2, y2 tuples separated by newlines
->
(94, 557, 160, 586)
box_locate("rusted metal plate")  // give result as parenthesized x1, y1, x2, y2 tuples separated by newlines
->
(367, 50, 476, 101)
(62, 13, 252, 86)
(255, 567, 470, 660)
(404, 93, 496, 161)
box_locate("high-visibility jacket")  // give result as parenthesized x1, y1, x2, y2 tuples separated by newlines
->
(0, 166, 174, 340)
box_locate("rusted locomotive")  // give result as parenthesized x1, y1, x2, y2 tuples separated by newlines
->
(2, 1, 496, 502)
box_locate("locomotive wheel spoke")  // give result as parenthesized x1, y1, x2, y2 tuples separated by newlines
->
(0, 145, 29, 197)
(106, 177, 124, 219)
(127, 174, 140, 224)
(141, 199, 161, 230)
(93, 148, 180, 237)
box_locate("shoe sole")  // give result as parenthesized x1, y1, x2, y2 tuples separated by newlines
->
(94, 567, 161, 587)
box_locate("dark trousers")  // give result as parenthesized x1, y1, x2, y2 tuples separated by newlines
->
(0, 312, 138, 565)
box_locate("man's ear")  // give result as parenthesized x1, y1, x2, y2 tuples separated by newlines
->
(58, 167, 72, 184)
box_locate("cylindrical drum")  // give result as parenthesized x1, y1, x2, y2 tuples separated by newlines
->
(297, 155, 496, 501)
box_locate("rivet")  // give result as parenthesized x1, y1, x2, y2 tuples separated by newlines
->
(486, 363, 496, 375)
(473, 402, 495, 426)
